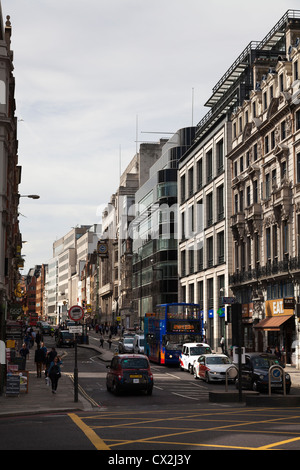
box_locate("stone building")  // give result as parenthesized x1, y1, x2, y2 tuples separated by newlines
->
(229, 12, 300, 366)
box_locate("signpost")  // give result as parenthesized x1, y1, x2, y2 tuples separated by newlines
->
(68, 305, 84, 402)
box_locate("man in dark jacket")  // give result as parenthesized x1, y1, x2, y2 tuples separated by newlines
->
(34, 344, 45, 378)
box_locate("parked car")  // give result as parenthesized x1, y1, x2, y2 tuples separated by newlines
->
(236, 352, 291, 393)
(194, 354, 235, 383)
(55, 330, 75, 348)
(106, 354, 154, 395)
(118, 336, 134, 353)
(133, 334, 144, 354)
(179, 342, 212, 373)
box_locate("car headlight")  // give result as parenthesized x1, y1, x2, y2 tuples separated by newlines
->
(285, 374, 290, 380)
(259, 374, 264, 380)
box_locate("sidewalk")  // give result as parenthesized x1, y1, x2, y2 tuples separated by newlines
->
(0, 342, 114, 418)
(1, 341, 300, 417)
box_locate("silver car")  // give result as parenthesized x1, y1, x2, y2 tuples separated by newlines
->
(194, 354, 235, 383)
(118, 336, 134, 353)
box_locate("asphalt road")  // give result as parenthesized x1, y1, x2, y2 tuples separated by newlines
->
(1, 333, 300, 452)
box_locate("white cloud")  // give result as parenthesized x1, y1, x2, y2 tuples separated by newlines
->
(2, 0, 299, 270)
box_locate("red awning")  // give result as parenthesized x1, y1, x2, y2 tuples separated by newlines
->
(253, 315, 292, 331)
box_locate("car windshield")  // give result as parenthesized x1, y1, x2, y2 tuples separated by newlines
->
(206, 356, 231, 365)
(62, 332, 73, 338)
(124, 338, 134, 344)
(120, 358, 148, 369)
(252, 356, 280, 369)
(190, 346, 211, 355)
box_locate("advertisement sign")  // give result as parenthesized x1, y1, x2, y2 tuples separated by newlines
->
(265, 298, 294, 317)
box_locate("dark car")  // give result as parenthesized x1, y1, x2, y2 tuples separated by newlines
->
(236, 352, 291, 394)
(106, 354, 153, 395)
(55, 330, 75, 348)
(39, 322, 52, 335)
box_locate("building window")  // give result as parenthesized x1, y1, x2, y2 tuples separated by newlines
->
(207, 278, 214, 308)
(297, 153, 300, 183)
(294, 60, 298, 81)
(253, 179, 258, 203)
(273, 224, 278, 260)
(240, 156, 244, 173)
(246, 185, 251, 206)
(198, 280, 203, 309)
(217, 185, 224, 221)
(246, 151, 250, 167)
(180, 174, 186, 203)
(207, 193, 213, 227)
(271, 130, 275, 149)
(188, 167, 194, 197)
(265, 135, 269, 154)
(283, 221, 289, 258)
(263, 91, 267, 110)
(217, 139, 224, 174)
(189, 249, 194, 275)
(197, 159, 203, 189)
(206, 150, 213, 183)
(252, 101, 256, 118)
(234, 193, 238, 214)
(279, 74, 284, 92)
(253, 143, 258, 161)
(197, 243, 203, 271)
(207, 236, 213, 268)
(266, 227, 271, 261)
(281, 120, 286, 140)
(181, 250, 186, 277)
(217, 231, 224, 264)
(265, 173, 270, 199)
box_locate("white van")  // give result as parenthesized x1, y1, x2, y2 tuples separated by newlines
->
(179, 342, 212, 373)
(133, 334, 145, 354)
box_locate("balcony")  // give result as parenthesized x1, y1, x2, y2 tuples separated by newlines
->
(229, 256, 300, 286)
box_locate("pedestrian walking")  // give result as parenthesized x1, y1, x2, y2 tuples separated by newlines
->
(19, 343, 29, 370)
(45, 347, 57, 379)
(99, 334, 104, 347)
(34, 344, 45, 378)
(220, 336, 225, 354)
(40, 342, 48, 371)
(48, 356, 62, 394)
(107, 334, 112, 350)
(35, 331, 43, 347)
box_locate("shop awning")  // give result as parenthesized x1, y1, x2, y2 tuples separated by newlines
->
(253, 315, 292, 331)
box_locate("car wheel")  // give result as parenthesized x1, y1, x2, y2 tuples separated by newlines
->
(194, 369, 198, 380)
(205, 372, 210, 384)
(286, 386, 291, 394)
(146, 387, 153, 396)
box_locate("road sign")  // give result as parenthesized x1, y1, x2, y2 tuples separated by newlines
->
(68, 305, 84, 322)
(68, 326, 83, 334)
(222, 297, 236, 304)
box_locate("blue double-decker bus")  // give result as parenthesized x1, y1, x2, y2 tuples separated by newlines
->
(144, 303, 203, 366)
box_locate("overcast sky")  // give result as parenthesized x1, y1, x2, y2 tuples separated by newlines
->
(2, 0, 300, 273)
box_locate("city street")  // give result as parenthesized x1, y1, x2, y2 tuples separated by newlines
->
(1, 331, 300, 452)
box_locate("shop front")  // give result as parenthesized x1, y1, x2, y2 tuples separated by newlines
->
(254, 298, 296, 364)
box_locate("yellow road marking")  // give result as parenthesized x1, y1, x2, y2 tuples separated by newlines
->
(68, 413, 110, 450)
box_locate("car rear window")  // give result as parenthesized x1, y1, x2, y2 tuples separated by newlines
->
(120, 358, 148, 369)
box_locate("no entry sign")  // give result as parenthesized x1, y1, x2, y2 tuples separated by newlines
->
(68, 305, 84, 322)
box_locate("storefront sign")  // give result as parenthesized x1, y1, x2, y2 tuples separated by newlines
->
(265, 299, 294, 317)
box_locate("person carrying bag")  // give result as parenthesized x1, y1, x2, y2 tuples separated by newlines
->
(48, 356, 62, 394)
